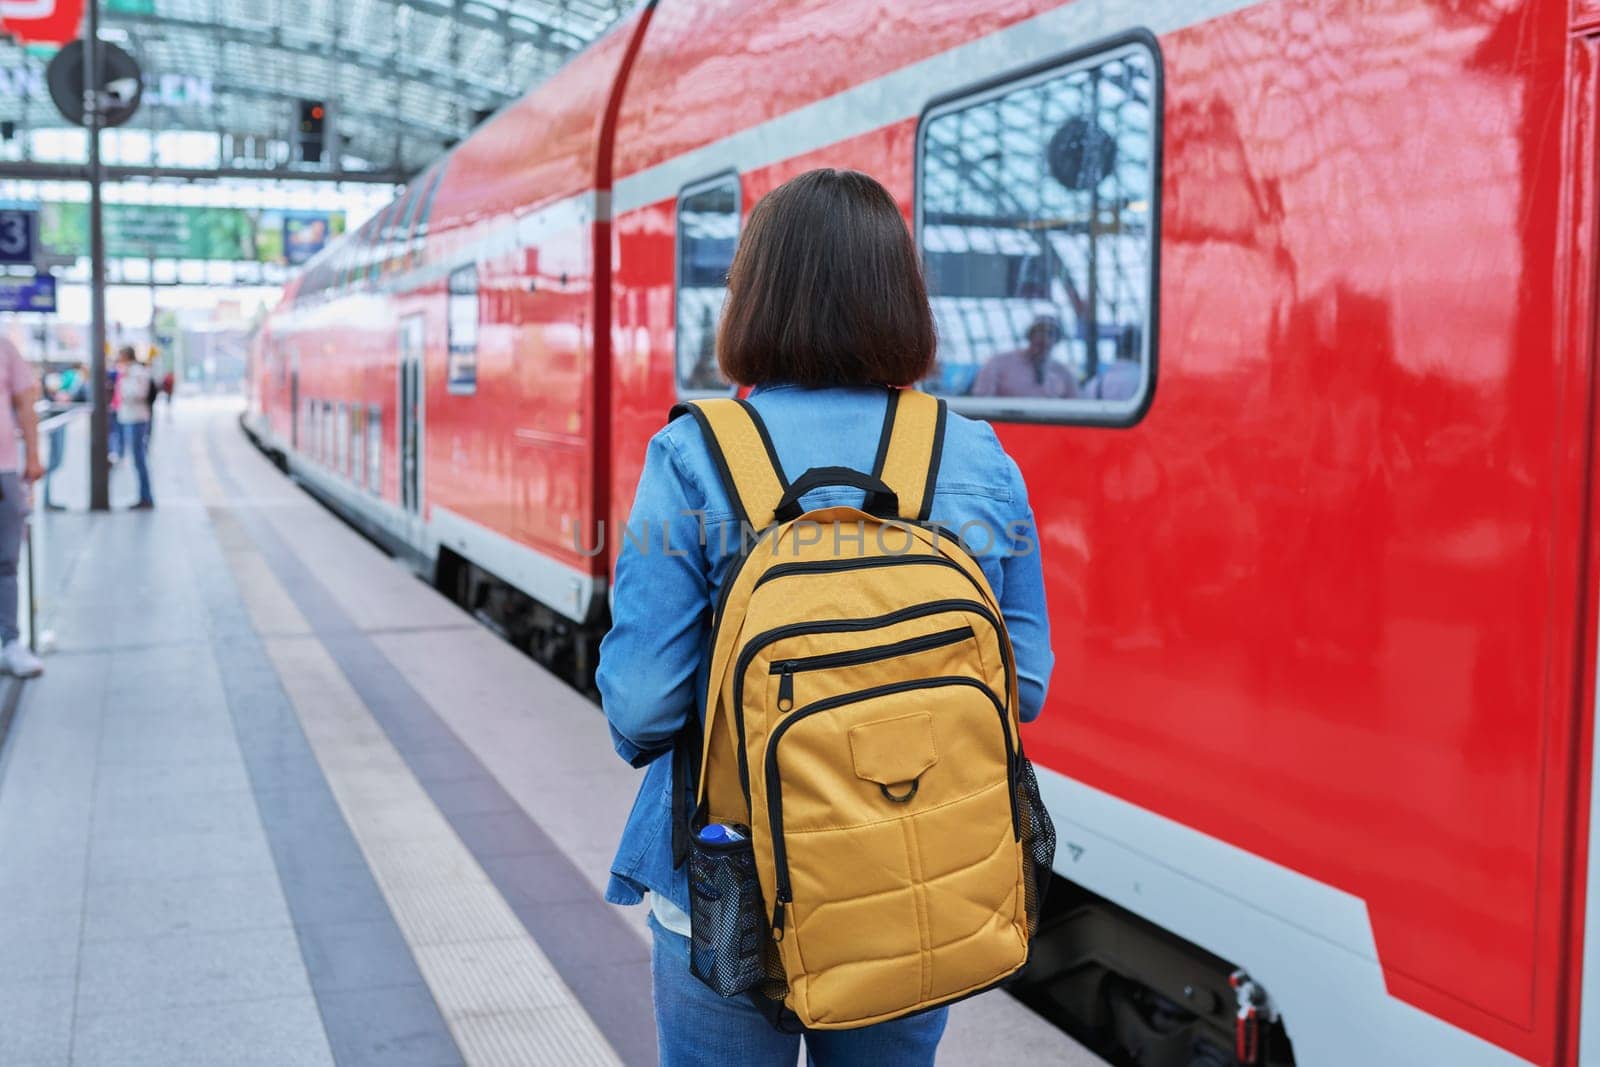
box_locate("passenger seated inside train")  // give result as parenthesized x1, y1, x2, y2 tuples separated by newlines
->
(1083, 323, 1142, 401)
(970, 314, 1080, 399)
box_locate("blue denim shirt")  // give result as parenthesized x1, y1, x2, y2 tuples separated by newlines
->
(597, 383, 1054, 914)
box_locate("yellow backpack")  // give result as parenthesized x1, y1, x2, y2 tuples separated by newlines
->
(671, 390, 1056, 1030)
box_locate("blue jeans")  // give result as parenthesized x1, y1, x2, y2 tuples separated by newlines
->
(649, 914, 948, 1067)
(0, 473, 24, 644)
(122, 420, 152, 504)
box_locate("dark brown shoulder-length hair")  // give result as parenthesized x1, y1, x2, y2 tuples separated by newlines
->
(717, 169, 936, 388)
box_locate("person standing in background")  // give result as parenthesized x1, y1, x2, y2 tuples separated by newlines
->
(971, 315, 1080, 399)
(106, 351, 122, 464)
(56, 362, 90, 405)
(0, 336, 44, 677)
(115, 348, 154, 509)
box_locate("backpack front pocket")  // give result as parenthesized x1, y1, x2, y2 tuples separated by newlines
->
(762, 677, 1026, 1026)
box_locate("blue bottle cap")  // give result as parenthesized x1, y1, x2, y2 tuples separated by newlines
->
(697, 823, 746, 845)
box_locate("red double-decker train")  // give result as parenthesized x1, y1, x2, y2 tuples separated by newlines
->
(246, 1, 1600, 1063)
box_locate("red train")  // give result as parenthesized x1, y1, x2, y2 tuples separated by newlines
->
(245, 2, 1600, 1063)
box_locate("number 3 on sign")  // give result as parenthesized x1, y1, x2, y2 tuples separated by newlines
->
(0, 210, 34, 265)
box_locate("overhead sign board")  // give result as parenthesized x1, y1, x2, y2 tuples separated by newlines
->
(0, 274, 56, 313)
(0, 0, 84, 45)
(36, 203, 346, 264)
(0, 209, 35, 266)
(42, 202, 253, 260)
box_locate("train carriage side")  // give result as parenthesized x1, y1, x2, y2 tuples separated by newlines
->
(608, 1, 1597, 1065)
(401, 11, 649, 644)
(253, 10, 653, 672)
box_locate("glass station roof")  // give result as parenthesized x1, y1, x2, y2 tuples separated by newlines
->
(0, 0, 634, 179)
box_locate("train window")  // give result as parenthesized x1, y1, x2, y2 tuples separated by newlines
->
(353, 219, 377, 288)
(447, 264, 479, 394)
(334, 231, 356, 292)
(387, 187, 422, 274)
(368, 201, 401, 284)
(409, 163, 448, 269)
(675, 172, 740, 394)
(336, 402, 349, 474)
(916, 39, 1159, 425)
(366, 405, 381, 493)
(350, 405, 364, 482)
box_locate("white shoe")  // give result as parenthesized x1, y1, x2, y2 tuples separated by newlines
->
(3, 640, 42, 678)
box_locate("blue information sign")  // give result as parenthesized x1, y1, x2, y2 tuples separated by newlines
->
(0, 210, 35, 267)
(0, 275, 56, 313)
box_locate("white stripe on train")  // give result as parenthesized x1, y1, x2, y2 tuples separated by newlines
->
(1038, 767, 1538, 1066)
(1581, 614, 1600, 1067)
(253, 418, 606, 624)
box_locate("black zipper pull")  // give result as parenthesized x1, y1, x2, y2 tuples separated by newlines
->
(776, 664, 795, 711)
(772, 893, 789, 941)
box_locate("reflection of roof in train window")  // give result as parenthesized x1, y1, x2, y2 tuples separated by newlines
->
(916, 42, 1158, 425)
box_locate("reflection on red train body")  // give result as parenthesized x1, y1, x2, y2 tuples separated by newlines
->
(248, 2, 1600, 1063)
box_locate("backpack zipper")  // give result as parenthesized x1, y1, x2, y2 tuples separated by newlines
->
(713, 550, 974, 655)
(771, 625, 975, 711)
(763, 676, 1016, 939)
(731, 598, 1008, 798)
(753, 552, 969, 593)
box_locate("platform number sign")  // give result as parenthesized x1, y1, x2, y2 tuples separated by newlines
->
(0, 209, 35, 266)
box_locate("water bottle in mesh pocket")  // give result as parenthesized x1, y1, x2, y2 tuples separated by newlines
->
(688, 828, 767, 997)
(1015, 752, 1057, 937)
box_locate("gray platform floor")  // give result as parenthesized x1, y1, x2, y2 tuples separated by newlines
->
(0, 397, 1104, 1066)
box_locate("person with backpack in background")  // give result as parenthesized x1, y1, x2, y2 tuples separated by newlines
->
(597, 169, 1055, 1065)
(115, 347, 154, 509)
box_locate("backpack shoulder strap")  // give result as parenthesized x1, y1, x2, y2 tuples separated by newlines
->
(870, 389, 948, 522)
(669, 397, 789, 530)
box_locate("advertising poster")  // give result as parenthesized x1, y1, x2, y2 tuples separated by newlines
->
(280, 211, 345, 266)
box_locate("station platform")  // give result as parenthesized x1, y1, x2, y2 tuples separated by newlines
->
(0, 398, 1103, 1067)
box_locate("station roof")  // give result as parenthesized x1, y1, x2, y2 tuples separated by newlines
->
(0, 0, 634, 180)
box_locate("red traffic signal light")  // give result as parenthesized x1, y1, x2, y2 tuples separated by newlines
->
(298, 99, 326, 132)
(297, 99, 327, 163)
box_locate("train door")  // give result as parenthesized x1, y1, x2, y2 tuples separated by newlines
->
(288, 344, 300, 451)
(398, 313, 425, 527)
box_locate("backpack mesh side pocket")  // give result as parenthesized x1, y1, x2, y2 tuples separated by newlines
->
(1015, 753, 1057, 938)
(747, 938, 802, 1033)
(688, 833, 767, 998)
